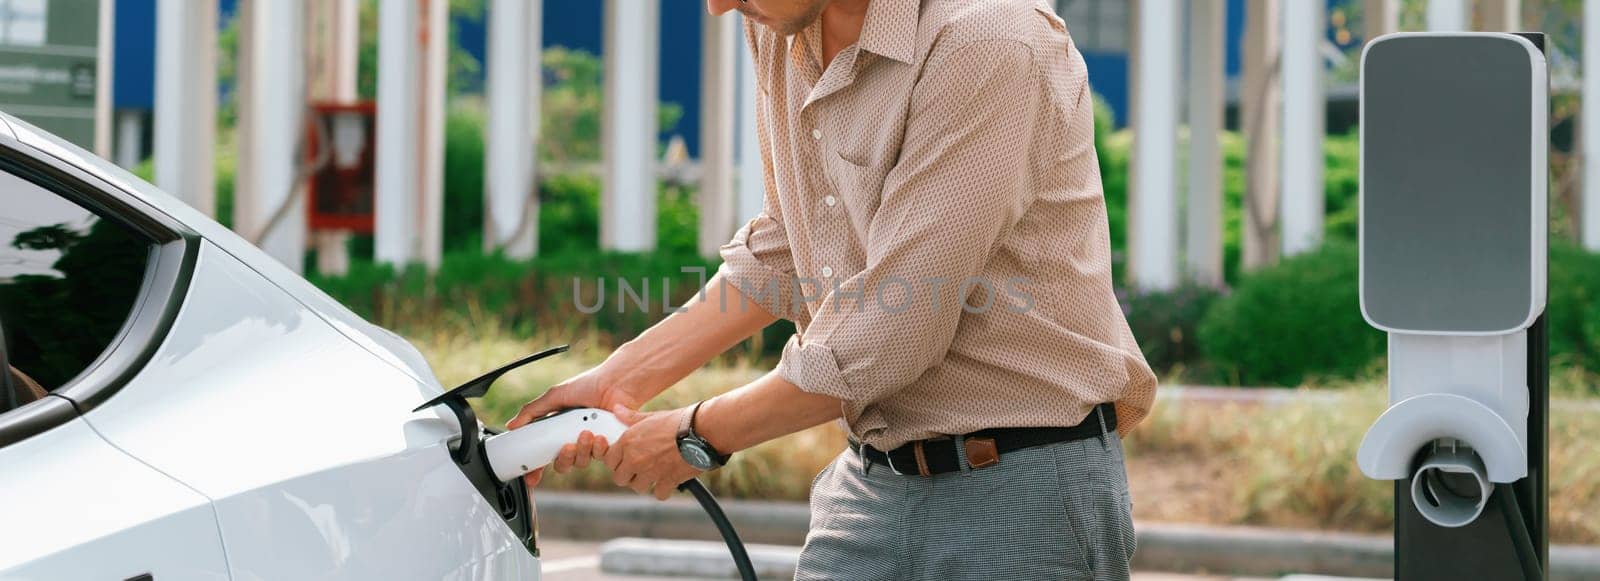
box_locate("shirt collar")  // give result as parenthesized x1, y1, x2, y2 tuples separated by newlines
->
(857, 0, 920, 64)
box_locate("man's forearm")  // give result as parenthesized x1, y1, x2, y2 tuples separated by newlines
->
(694, 371, 843, 454)
(604, 272, 778, 402)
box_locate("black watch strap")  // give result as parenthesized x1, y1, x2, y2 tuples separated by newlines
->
(684, 401, 731, 465)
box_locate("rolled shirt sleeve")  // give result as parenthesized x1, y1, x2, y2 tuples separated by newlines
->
(777, 39, 1047, 405)
(717, 212, 799, 320)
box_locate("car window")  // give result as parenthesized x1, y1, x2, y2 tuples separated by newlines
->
(0, 169, 152, 391)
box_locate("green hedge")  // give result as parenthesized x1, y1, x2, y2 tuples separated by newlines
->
(1549, 243, 1600, 378)
(1190, 241, 1600, 387)
(1197, 242, 1384, 386)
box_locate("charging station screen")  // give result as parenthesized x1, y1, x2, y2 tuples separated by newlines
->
(1361, 35, 1540, 333)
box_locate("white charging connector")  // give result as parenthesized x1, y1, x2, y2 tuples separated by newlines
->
(481, 408, 628, 482)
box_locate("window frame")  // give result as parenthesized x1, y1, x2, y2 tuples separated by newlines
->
(0, 139, 198, 447)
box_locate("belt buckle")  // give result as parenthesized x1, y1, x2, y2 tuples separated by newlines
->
(882, 442, 931, 476)
(884, 448, 909, 475)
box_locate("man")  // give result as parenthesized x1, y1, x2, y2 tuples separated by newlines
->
(508, 0, 1156, 578)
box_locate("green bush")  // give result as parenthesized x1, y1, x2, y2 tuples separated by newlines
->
(1120, 284, 1222, 378)
(1550, 243, 1600, 376)
(1192, 241, 1600, 388)
(538, 172, 602, 254)
(1094, 96, 1127, 276)
(1197, 242, 1384, 386)
(443, 104, 487, 253)
(1322, 130, 1360, 244)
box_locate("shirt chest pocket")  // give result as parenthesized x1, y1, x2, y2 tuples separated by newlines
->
(823, 152, 889, 213)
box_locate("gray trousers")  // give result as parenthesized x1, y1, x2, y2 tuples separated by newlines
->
(796, 432, 1136, 580)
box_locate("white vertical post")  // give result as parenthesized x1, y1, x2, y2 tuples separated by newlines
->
(485, 0, 541, 258)
(333, 0, 359, 101)
(312, 0, 359, 276)
(1427, 0, 1470, 31)
(154, 0, 216, 216)
(1364, 0, 1399, 44)
(1187, 0, 1225, 286)
(1483, 0, 1521, 31)
(698, 12, 738, 257)
(376, 0, 420, 265)
(419, 0, 447, 269)
(114, 111, 142, 169)
(94, 0, 113, 158)
(1131, 0, 1179, 291)
(235, 0, 307, 272)
(601, 0, 659, 251)
(735, 14, 763, 224)
(1242, 0, 1281, 270)
(1584, 0, 1600, 250)
(1281, 0, 1324, 256)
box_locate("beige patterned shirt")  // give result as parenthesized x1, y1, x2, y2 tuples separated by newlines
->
(717, 0, 1157, 450)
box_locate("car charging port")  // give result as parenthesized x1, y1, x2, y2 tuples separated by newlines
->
(411, 344, 570, 557)
(497, 483, 520, 519)
(413, 345, 756, 580)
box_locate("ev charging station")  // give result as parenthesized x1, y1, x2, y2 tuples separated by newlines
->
(1356, 33, 1549, 580)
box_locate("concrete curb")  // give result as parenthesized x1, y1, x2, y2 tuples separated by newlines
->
(535, 491, 1600, 580)
(600, 538, 800, 579)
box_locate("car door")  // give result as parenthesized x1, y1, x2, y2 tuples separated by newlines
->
(0, 117, 540, 579)
(0, 139, 230, 580)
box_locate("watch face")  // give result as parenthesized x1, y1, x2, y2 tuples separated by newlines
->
(679, 440, 715, 471)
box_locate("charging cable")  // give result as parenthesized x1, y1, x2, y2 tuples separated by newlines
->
(1494, 483, 1544, 581)
(678, 479, 758, 581)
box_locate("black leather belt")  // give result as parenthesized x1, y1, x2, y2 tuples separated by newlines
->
(849, 403, 1117, 477)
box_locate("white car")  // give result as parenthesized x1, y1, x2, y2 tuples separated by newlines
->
(0, 113, 541, 579)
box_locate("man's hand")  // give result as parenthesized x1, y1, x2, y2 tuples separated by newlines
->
(506, 365, 641, 488)
(506, 272, 780, 493)
(605, 405, 704, 501)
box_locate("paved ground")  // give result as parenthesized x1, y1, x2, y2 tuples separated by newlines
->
(537, 537, 1272, 581)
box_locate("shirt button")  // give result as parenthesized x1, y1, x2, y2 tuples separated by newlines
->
(821, 266, 835, 277)
(824, 195, 837, 207)
(811, 128, 822, 140)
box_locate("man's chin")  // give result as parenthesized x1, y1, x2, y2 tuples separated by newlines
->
(744, 3, 822, 37)
(773, 20, 810, 36)
(749, 15, 806, 36)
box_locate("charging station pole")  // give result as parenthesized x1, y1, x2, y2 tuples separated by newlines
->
(1357, 32, 1549, 580)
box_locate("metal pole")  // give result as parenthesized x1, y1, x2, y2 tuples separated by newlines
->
(1186, 0, 1225, 287)
(601, 0, 660, 251)
(235, 0, 308, 272)
(485, 0, 541, 258)
(420, 0, 447, 269)
(1130, 0, 1180, 290)
(376, 0, 420, 265)
(154, 0, 217, 216)
(1281, 0, 1324, 256)
(699, 12, 738, 258)
(735, 15, 763, 225)
(1427, 0, 1470, 31)
(1584, 0, 1600, 249)
(1242, 0, 1281, 269)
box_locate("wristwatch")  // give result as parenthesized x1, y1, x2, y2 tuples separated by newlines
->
(676, 401, 731, 471)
